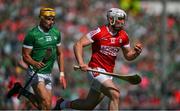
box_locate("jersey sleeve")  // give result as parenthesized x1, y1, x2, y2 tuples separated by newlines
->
(121, 31, 130, 48)
(86, 27, 101, 42)
(56, 31, 61, 46)
(23, 32, 34, 49)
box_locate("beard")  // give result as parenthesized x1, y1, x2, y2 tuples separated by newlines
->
(112, 25, 122, 31)
(43, 24, 53, 32)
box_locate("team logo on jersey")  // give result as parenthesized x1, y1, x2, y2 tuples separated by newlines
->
(54, 36, 57, 40)
(119, 39, 122, 43)
(110, 38, 116, 44)
(45, 36, 52, 41)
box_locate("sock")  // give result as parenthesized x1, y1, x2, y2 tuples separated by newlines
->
(20, 88, 40, 109)
(21, 88, 35, 98)
(60, 100, 71, 109)
(20, 88, 39, 104)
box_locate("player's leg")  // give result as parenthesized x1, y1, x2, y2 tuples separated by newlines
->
(90, 67, 120, 110)
(29, 73, 53, 110)
(71, 88, 104, 110)
(54, 88, 104, 110)
(70, 68, 118, 110)
(100, 79, 120, 110)
(54, 67, 112, 110)
(20, 87, 40, 109)
(22, 70, 52, 109)
(6, 82, 40, 109)
(54, 72, 105, 110)
(32, 81, 52, 110)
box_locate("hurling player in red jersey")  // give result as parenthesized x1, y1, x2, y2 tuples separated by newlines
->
(54, 8, 143, 110)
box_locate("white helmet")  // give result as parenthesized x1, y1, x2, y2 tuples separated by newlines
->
(107, 8, 127, 26)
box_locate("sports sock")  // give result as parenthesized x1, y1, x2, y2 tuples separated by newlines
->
(21, 88, 35, 98)
(20, 88, 40, 109)
(60, 100, 71, 109)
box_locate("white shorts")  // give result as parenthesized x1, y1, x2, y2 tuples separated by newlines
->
(27, 68, 52, 90)
(87, 67, 113, 92)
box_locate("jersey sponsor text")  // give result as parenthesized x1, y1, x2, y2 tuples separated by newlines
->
(100, 45, 120, 56)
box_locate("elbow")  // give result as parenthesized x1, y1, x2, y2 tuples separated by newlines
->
(124, 55, 134, 61)
(125, 57, 133, 61)
(73, 42, 77, 50)
(123, 51, 137, 61)
(22, 54, 29, 63)
(73, 42, 80, 51)
(22, 54, 26, 61)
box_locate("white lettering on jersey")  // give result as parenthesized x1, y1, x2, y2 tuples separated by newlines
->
(100, 37, 108, 41)
(86, 28, 101, 42)
(45, 36, 52, 41)
(38, 37, 43, 41)
(100, 45, 120, 56)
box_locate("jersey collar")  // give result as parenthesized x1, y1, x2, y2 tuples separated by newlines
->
(38, 26, 49, 35)
(106, 26, 118, 36)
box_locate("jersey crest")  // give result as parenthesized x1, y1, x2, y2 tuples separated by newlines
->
(110, 38, 116, 44)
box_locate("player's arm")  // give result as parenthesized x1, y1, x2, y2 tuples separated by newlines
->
(22, 47, 45, 69)
(121, 42, 143, 61)
(73, 35, 92, 71)
(56, 45, 67, 89)
(23, 31, 45, 69)
(56, 45, 64, 73)
(18, 59, 28, 70)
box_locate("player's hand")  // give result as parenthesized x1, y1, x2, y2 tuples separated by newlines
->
(59, 73, 67, 89)
(134, 42, 143, 55)
(33, 61, 45, 69)
(79, 64, 89, 72)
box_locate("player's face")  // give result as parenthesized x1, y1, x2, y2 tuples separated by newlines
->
(112, 19, 125, 31)
(40, 16, 55, 30)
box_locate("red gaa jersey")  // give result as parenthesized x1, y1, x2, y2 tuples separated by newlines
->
(86, 25, 130, 73)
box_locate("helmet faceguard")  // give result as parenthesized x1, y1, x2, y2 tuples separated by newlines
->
(107, 8, 127, 31)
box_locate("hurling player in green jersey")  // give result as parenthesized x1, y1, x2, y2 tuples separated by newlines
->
(6, 7, 67, 110)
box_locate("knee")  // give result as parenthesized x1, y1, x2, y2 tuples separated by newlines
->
(85, 103, 97, 110)
(83, 100, 98, 110)
(110, 91, 120, 100)
(42, 97, 51, 109)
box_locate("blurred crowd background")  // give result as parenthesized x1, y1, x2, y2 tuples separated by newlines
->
(0, 0, 179, 110)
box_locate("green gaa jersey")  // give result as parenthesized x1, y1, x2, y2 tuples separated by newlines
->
(23, 26, 61, 74)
